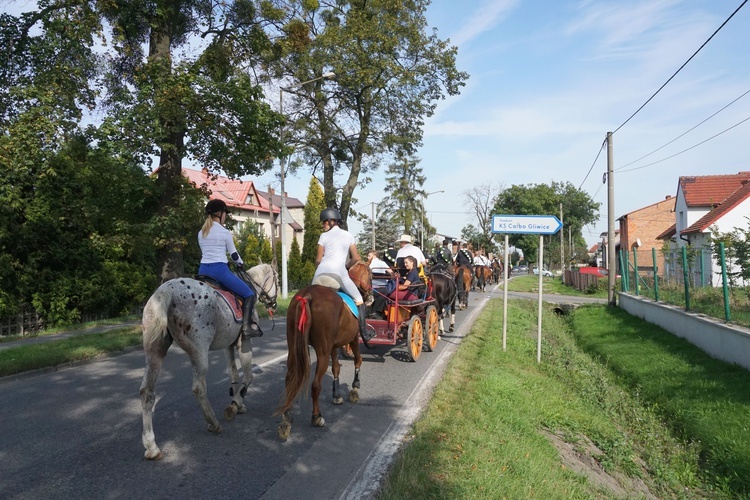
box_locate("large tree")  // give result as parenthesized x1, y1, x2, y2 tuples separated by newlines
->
(272, 0, 467, 225)
(2, 1, 287, 282)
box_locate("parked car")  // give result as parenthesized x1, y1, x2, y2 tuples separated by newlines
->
(511, 266, 520, 273)
(517, 264, 528, 272)
(533, 267, 553, 277)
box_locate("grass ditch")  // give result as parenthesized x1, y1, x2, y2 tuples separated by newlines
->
(379, 298, 747, 498)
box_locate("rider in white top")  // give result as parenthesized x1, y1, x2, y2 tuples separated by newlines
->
(197, 199, 260, 337)
(473, 252, 490, 267)
(314, 208, 371, 341)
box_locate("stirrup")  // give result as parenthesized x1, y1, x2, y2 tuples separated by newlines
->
(242, 322, 263, 338)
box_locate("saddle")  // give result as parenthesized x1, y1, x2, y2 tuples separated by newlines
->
(195, 275, 244, 322)
(311, 274, 360, 318)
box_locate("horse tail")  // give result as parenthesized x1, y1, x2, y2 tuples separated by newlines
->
(456, 267, 466, 293)
(276, 292, 312, 415)
(142, 285, 171, 349)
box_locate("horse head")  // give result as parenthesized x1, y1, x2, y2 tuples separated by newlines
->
(349, 261, 373, 305)
(242, 263, 278, 313)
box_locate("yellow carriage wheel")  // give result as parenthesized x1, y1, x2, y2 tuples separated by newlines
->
(424, 305, 439, 352)
(406, 315, 423, 361)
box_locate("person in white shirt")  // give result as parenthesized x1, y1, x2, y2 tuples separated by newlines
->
(367, 250, 393, 276)
(395, 234, 427, 278)
(198, 199, 260, 337)
(314, 208, 371, 341)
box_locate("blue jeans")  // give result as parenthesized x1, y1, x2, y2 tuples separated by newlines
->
(198, 262, 254, 299)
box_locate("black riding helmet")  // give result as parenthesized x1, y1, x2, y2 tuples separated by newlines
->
(205, 199, 227, 216)
(319, 207, 342, 222)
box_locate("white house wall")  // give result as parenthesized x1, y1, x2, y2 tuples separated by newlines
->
(686, 197, 750, 287)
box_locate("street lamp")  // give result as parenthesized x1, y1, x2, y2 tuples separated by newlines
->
(279, 71, 335, 299)
(421, 189, 444, 249)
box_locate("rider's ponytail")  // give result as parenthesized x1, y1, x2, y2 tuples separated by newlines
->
(201, 215, 214, 238)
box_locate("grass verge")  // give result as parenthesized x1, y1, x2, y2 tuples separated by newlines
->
(379, 299, 744, 498)
(0, 296, 293, 377)
(0, 326, 143, 377)
(507, 274, 607, 298)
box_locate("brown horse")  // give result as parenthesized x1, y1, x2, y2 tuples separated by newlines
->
(454, 265, 471, 310)
(475, 265, 491, 291)
(491, 259, 503, 284)
(276, 262, 372, 440)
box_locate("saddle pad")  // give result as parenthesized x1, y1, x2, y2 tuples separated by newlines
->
(337, 292, 359, 318)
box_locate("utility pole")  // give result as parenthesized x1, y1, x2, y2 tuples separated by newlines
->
(559, 203, 564, 277)
(607, 131, 616, 306)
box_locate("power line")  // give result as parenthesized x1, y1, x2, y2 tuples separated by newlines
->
(618, 114, 750, 173)
(617, 87, 750, 171)
(611, 0, 748, 135)
(578, 138, 607, 190)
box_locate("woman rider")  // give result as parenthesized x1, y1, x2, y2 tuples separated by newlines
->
(198, 199, 260, 337)
(314, 208, 371, 341)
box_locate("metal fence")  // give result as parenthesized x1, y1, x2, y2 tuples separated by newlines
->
(619, 243, 748, 327)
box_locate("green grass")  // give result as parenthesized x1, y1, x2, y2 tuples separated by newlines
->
(0, 326, 143, 377)
(0, 297, 293, 377)
(507, 274, 608, 298)
(379, 299, 746, 498)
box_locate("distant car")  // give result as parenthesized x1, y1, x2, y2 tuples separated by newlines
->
(533, 267, 553, 277)
(578, 267, 618, 278)
(517, 265, 528, 272)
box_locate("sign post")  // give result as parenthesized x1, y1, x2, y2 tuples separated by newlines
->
(492, 214, 562, 362)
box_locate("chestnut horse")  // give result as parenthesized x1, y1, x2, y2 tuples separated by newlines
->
(454, 265, 472, 310)
(475, 265, 494, 291)
(277, 262, 372, 440)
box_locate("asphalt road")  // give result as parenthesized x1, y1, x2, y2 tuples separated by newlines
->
(0, 275, 603, 499)
(0, 288, 491, 500)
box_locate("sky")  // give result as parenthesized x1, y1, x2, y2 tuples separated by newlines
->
(252, 0, 750, 249)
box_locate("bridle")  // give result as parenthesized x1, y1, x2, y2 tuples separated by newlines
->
(240, 265, 278, 311)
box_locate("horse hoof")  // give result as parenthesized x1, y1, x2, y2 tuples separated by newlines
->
(224, 405, 237, 421)
(449, 325, 454, 332)
(333, 396, 344, 405)
(144, 449, 162, 461)
(208, 423, 222, 434)
(237, 404, 247, 414)
(349, 389, 359, 403)
(311, 414, 326, 427)
(278, 423, 291, 441)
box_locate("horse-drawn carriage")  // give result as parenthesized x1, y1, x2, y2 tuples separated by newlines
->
(362, 271, 440, 362)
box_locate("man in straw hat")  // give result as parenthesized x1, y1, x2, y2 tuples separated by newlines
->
(395, 234, 427, 279)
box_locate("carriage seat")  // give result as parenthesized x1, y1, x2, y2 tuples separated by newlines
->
(398, 282, 426, 305)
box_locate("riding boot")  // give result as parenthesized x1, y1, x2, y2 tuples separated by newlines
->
(241, 294, 262, 338)
(357, 304, 373, 342)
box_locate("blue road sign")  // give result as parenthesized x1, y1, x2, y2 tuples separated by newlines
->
(492, 214, 562, 235)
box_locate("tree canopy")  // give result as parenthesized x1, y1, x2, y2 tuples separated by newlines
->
(272, 0, 468, 226)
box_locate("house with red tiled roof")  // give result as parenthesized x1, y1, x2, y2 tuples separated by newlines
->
(663, 171, 750, 286)
(617, 195, 675, 276)
(182, 168, 306, 257)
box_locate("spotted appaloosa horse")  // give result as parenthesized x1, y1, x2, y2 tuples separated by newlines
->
(276, 262, 372, 440)
(139, 264, 277, 460)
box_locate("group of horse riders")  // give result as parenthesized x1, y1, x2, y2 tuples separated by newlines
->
(200, 198, 506, 343)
